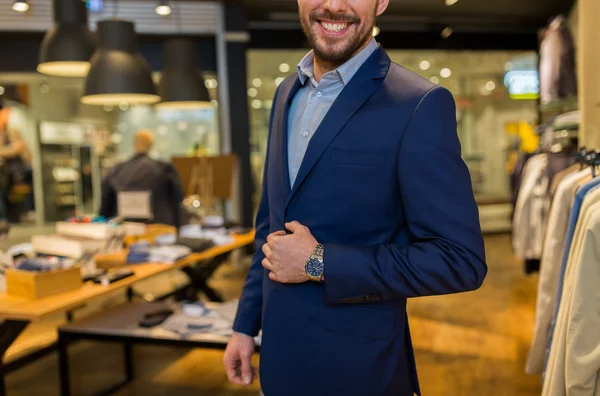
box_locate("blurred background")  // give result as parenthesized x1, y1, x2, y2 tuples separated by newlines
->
(0, 0, 597, 395)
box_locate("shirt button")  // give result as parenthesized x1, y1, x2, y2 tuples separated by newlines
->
(302, 131, 309, 137)
(317, 91, 323, 98)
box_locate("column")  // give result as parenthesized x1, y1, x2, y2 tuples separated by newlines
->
(216, 3, 254, 227)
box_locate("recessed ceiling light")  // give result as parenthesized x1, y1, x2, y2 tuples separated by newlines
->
(440, 68, 452, 78)
(419, 61, 431, 71)
(486, 81, 496, 91)
(251, 99, 262, 109)
(248, 88, 258, 97)
(430, 76, 440, 84)
(0, 86, 5, 95)
(155, 0, 172, 17)
(372, 26, 380, 37)
(12, 0, 29, 13)
(252, 78, 263, 88)
(279, 63, 290, 73)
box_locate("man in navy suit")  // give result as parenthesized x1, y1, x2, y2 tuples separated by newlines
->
(224, 0, 487, 394)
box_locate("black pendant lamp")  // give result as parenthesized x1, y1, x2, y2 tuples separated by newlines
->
(38, 0, 96, 77)
(81, 19, 160, 106)
(156, 38, 211, 109)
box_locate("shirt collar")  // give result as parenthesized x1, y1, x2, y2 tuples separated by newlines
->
(296, 38, 379, 87)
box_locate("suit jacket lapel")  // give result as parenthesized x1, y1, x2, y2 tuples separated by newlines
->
(275, 75, 302, 196)
(286, 47, 391, 208)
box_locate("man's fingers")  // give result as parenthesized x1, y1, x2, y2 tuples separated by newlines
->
(224, 358, 245, 385)
(261, 243, 273, 259)
(269, 271, 283, 283)
(240, 351, 254, 385)
(262, 258, 274, 271)
(285, 221, 304, 234)
(267, 230, 286, 243)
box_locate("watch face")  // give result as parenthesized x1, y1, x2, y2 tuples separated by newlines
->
(306, 257, 324, 278)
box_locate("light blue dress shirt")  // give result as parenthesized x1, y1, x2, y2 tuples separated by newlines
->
(287, 38, 379, 186)
(543, 176, 600, 375)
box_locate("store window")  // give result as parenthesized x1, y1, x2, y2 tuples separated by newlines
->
(247, 49, 539, 209)
(0, 72, 219, 224)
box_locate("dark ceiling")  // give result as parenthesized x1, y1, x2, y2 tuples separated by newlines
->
(238, 0, 576, 34)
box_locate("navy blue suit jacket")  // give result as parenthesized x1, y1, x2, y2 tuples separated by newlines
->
(233, 46, 487, 396)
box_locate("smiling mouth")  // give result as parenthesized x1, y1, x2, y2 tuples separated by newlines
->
(318, 20, 352, 34)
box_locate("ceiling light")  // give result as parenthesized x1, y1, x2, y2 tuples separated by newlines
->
(251, 100, 262, 109)
(279, 63, 290, 73)
(82, 20, 160, 106)
(119, 102, 129, 111)
(430, 76, 440, 84)
(275, 77, 284, 86)
(37, 0, 96, 78)
(210, 99, 218, 108)
(156, 38, 212, 110)
(440, 68, 452, 78)
(419, 61, 431, 71)
(204, 79, 218, 89)
(103, 105, 113, 112)
(372, 26, 380, 37)
(486, 81, 496, 91)
(12, 0, 29, 12)
(248, 88, 258, 97)
(252, 78, 262, 88)
(0, 86, 4, 95)
(441, 27, 453, 39)
(155, 0, 171, 16)
(445, 0, 459, 5)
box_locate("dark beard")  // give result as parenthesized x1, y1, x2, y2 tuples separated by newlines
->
(300, 9, 375, 64)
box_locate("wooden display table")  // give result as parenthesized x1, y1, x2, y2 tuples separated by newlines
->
(57, 301, 261, 396)
(0, 231, 254, 396)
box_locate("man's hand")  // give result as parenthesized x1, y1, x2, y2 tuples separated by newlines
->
(261, 221, 318, 284)
(223, 332, 258, 385)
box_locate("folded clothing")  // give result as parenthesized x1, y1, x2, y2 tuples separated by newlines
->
(160, 301, 238, 338)
(126, 241, 151, 264)
(179, 225, 234, 246)
(15, 256, 74, 272)
(148, 245, 191, 264)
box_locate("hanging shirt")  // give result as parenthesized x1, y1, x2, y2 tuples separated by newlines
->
(543, 197, 600, 395)
(544, 176, 600, 372)
(287, 39, 378, 186)
(526, 168, 591, 374)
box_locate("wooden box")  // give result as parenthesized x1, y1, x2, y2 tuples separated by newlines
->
(6, 267, 82, 299)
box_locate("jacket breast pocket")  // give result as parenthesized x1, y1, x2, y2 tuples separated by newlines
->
(329, 149, 387, 168)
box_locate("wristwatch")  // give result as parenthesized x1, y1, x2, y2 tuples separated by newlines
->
(305, 243, 324, 282)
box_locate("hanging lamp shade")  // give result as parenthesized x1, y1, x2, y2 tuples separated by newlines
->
(38, 0, 95, 77)
(156, 38, 212, 109)
(81, 19, 160, 106)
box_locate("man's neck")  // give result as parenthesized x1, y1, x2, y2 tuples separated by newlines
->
(313, 38, 372, 83)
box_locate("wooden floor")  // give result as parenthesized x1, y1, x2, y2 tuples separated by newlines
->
(4, 234, 542, 396)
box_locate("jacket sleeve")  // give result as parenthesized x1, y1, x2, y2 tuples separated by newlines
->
(323, 87, 487, 304)
(232, 87, 281, 337)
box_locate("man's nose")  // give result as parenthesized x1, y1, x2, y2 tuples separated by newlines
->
(323, 0, 348, 14)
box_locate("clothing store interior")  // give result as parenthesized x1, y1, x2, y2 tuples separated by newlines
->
(0, 0, 597, 395)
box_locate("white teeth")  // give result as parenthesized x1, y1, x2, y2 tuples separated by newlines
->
(321, 22, 348, 32)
